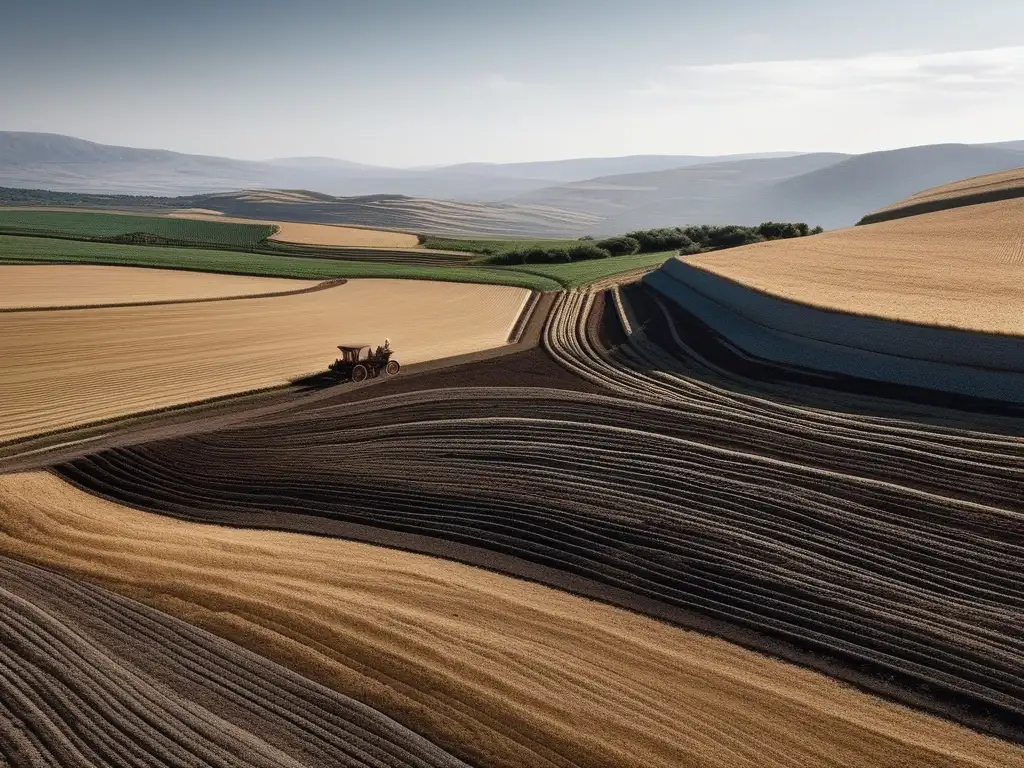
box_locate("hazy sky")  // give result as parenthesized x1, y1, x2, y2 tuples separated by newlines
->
(4, 0, 1024, 166)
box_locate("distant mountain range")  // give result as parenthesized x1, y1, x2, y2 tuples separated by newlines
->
(2, 131, 1023, 234)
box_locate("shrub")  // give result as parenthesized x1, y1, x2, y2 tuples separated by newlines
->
(566, 243, 612, 261)
(595, 235, 640, 256)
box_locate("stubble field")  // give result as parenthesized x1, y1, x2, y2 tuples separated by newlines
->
(0, 278, 530, 441)
(685, 196, 1024, 331)
(0, 264, 320, 309)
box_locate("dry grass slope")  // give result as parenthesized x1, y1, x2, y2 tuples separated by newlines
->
(0, 279, 529, 442)
(685, 197, 1024, 331)
(0, 472, 1019, 768)
(0, 265, 319, 310)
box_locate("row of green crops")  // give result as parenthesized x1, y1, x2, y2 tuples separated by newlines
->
(0, 235, 563, 291)
(500, 251, 675, 288)
(0, 210, 276, 249)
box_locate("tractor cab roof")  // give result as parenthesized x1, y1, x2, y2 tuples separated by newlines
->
(337, 343, 374, 352)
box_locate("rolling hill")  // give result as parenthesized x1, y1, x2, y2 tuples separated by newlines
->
(0, 133, 805, 202)
(860, 166, 1024, 224)
(512, 143, 1024, 231)
(738, 143, 1024, 229)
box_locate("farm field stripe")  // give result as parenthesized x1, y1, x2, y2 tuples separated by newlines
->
(0, 266, 337, 312)
(0, 472, 1019, 768)
(0, 554, 469, 768)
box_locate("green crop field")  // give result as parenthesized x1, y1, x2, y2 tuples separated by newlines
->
(421, 236, 582, 255)
(502, 251, 675, 288)
(0, 210, 275, 249)
(0, 235, 561, 291)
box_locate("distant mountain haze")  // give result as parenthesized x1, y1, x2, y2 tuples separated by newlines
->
(2, 132, 1023, 234)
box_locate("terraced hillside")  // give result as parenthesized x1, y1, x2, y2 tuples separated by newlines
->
(0, 472, 1018, 768)
(862, 167, 1024, 224)
(29, 284, 1023, 747)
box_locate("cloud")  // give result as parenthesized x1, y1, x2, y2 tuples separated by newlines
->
(477, 74, 531, 93)
(665, 46, 1024, 98)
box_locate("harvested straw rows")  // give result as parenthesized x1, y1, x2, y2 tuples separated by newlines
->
(42, 286, 1024, 743)
(0, 279, 530, 442)
(0, 472, 1019, 768)
(685, 197, 1024, 331)
(0, 554, 469, 768)
(0, 265, 320, 310)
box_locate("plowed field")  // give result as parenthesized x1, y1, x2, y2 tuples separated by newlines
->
(685, 197, 1024, 331)
(0, 472, 1018, 768)
(0, 554, 469, 768)
(0, 279, 530, 441)
(0, 265, 320, 310)
(28, 285, 1022, 742)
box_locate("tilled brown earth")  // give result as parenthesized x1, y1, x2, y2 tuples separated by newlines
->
(54, 287, 1024, 742)
(0, 554, 468, 768)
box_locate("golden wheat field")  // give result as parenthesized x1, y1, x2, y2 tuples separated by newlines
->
(686, 196, 1024, 332)
(0, 471, 1018, 768)
(875, 167, 1024, 213)
(164, 211, 420, 248)
(0, 265, 319, 309)
(0, 279, 529, 441)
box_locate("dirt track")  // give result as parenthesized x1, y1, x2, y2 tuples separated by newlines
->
(0, 554, 469, 768)
(1, 472, 1019, 768)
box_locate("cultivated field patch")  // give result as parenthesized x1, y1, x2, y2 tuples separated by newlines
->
(0, 471, 1018, 768)
(684, 197, 1024, 335)
(0, 234, 562, 290)
(0, 554, 467, 767)
(0, 209, 274, 248)
(0, 264, 319, 309)
(166, 211, 421, 248)
(0, 279, 530, 441)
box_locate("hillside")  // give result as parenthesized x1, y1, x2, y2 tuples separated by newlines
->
(682, 195, 1024, 335)
(508, 153, 848, 222)
(0, 186, 601, 237)
(860, 166, 1024, 225)
(743, 143, 1024, 228)
(434, 151, 805, 182)
(511, 143, 1024, 231)
(0, 132, 804, 202)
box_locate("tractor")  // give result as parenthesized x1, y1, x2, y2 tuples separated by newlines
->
(328, 340, 401, 383)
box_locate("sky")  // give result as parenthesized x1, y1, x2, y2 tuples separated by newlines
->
(3, 0, 1024, 166)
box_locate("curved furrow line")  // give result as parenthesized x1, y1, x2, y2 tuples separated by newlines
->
(0, 554, 470, 768)
(56, 387, 1024, 736)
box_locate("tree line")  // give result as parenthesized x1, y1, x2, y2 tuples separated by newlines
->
(488, 222, 824, 265)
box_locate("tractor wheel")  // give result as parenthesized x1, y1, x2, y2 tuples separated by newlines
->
(351, 364, 368, 383)
(385, 360, 401, 376)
